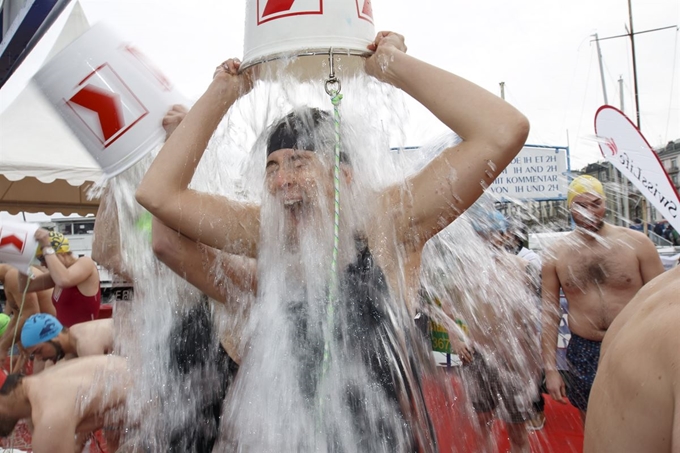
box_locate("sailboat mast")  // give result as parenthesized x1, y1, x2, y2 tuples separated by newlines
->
(627, 0, 642, 129)
(593, 34, 609, 105)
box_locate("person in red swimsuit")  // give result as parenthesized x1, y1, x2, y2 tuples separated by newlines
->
(19, 230, 101, 328)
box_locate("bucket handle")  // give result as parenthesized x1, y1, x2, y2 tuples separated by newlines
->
(324, 49, 342, 96)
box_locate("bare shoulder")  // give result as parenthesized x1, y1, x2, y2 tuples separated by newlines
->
(73, 320, 114, 352)
(95, 318, 114, 329)
(79, 255, 98, 269)
(542, 234, 574, 263)
(73, 318, 113, 333)
(3, 267, 20, 292)
(611, 225, 654, 246)
(644, 284, 680, 379)
(603, 268, 680, 354)
(608, 268, 680, 358)
(0, 264, 12, 281)
(505, 253, 528, 270)
(651, 269, 680, 353)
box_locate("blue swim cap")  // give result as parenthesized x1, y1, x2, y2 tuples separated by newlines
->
(21, 314, 63, 348)
(473, 210, 508, 234)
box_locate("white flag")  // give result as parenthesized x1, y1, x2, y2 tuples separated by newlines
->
(595, 105, 680, 232)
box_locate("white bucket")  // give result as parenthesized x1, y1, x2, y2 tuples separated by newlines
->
(242, 0, 376, 80)
(33, 24, 186, 178)
(0, 222, 39, 274)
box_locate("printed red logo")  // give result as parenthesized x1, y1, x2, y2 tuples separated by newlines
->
(356, 0, 373, 23)
(0, 229, 27, 256)
(69, 86, 124, 141)
(605, 138, 618, 157)
(257, 0, 323, 25)
(66, 63, 149, 148)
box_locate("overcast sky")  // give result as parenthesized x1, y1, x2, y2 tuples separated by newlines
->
(1, 0, 678, 221)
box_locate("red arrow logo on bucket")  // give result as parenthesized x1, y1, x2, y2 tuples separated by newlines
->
(263, 0, 296, 16)
(0, 235, 25, 253)
(361, 0, 373, 19)
(69, 85, 125, 141)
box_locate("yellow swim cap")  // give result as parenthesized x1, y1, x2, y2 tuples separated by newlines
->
(567, 175, 605, 207)
(36, 231, 70, 257)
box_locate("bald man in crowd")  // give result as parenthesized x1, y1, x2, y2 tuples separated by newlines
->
(541, 175, 664, 421)
(584, 266, 679, 452)
(0, 355, 130, 453)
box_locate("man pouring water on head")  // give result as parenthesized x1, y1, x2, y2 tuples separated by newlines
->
(137, 31, 529, 452)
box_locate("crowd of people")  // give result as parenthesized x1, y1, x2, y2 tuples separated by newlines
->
(0, 29, 677, 453)
(631, 218, 679, 245)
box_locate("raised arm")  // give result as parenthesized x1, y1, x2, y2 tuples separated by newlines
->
(540, 255, 567, 404)
(92, 188, 132, 282)
(136, 61, 260, 257)
(40, 254, 94, 289)
(151, 217, 257, 302)
(0, 263, 11, 284)
(14, 266, 55, 293)
(367, 32, 529, 246)
(152, 218, 255, 364)
(0, 269, 40, 361)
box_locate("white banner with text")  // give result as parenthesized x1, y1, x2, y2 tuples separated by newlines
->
(488, 145, 569, 201)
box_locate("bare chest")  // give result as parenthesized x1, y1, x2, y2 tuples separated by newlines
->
(556, 245, 641, 294)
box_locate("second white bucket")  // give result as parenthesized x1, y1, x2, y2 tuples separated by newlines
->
(33, 24, 186, 179)
(242, 0, 376, 80)
(0, 222, 39, 275)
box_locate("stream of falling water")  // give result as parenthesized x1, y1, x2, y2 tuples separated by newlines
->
(97, 59, 566, 452)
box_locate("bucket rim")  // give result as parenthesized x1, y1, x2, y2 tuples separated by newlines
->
(240, 47, 372, 72)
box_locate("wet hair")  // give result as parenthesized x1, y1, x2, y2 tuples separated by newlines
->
(0, 374, 24, 437)
(266, 108, 350, 165)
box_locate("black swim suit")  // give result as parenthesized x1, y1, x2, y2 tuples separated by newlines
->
(565, 333, 601, 411)
(287, 239, 436, 452)
(168, 299, 239, 453)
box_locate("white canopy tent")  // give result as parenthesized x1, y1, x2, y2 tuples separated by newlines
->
(0, 2, 103, 215)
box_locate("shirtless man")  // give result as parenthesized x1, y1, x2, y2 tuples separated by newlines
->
(583, 266, 679, 452)
(137, 32, 529, 451)
(91, 107, 248, 452)
(0, 264, 55, 368)
(541, 175, 664, 420)
(0, 355, 130, 453)
(438, 210, 539, 453)
(20, 313, 113, 363)
(136, 32, 529, 313)
(151, 105, 256, 361)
